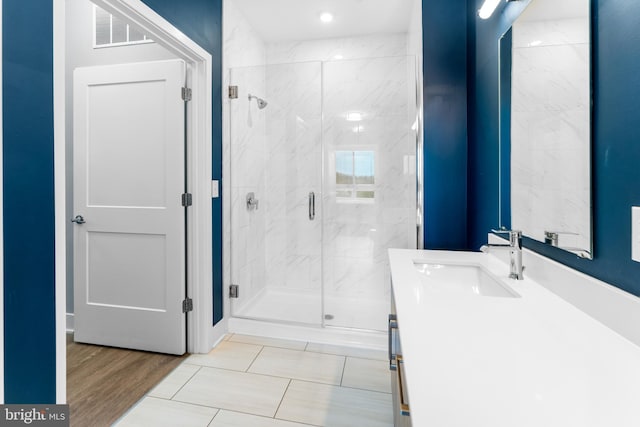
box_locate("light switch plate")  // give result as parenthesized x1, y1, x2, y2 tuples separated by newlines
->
(633, 207, 640, 262)
(211, 180, 219, 198)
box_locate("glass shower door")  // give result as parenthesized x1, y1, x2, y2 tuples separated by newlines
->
(229, 62, 323, 325)
(321, 56, 418, 331)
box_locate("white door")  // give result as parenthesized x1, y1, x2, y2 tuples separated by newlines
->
(73, 60, 187, 355)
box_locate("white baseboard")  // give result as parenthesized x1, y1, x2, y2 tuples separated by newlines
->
(66, 313, 74, 333)
(208, 318, 228, 352)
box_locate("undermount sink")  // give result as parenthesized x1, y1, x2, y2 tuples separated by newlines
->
(413, 262, 521, 298)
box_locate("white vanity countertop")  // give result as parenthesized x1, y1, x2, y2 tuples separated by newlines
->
(388, 249, 640, 427)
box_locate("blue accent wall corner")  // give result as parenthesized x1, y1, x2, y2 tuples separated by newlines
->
(140, 0, 224, 324)
(422, 0, 469, 250)
(3, 0, 56, 403)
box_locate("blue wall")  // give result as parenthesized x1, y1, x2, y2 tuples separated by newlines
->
(2, 0, 56, 403)
(140, 0, 224, 326)
(469, 0, 640, 297)
(423, 0, 469, 249)
(467, 0, 530, 252)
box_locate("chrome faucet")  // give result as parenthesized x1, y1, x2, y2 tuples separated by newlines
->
(481, 229, 525, 280)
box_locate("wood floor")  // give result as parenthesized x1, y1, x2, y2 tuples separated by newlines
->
(67, 333, 187, 427)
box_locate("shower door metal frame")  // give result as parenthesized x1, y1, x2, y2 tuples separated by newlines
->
(227, 61, 324, 327)
(227, 56, 423, 330)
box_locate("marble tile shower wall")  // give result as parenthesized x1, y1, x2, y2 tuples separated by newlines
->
(263, 62, 323, 292)
(261, 34, 416, 299)
(266, 34, 408, 64)
(321, 56, 417, 299)
(511, 18, 590, 250)
(223, 0, 267, 313)
(229, 68, 268, 313)
(223, 15, 417, 311)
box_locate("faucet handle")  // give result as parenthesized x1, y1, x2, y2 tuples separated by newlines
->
(491, 228, 522, 234)
(491, 229, 522, 237)
(491, 229, 523, 248)
(544, 230, 578, 236)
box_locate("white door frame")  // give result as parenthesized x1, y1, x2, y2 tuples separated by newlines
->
(53, 0, 217, 403)
(0, 0, 5, 405)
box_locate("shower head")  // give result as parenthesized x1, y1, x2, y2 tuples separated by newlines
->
(248, 93, 268, 109)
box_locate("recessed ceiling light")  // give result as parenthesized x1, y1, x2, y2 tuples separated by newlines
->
(320, 12, 334, 23)
(333, 54, 344, 60)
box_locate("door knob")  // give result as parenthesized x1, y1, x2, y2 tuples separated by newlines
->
(71, 215, 85, 224)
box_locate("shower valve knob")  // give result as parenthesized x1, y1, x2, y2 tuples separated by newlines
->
(246, 192, 259, 211)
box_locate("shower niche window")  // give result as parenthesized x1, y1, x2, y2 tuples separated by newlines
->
(335, 150, 375, 202)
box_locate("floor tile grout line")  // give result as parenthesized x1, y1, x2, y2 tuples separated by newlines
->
(170, 397, 308, 422)
(339, 384, 392, 394)
(243, 346, 347, 386)
(179, 363, 344, 387)
(229, 335, 385, 360)
(303, 346, 387, 361)
(307, 354, 386, 361)
(245, 345, 266, 372)
(293, 378, 394, 396)
(339, 356, 348, 387)
(118, 394, 221, 422)
(214, 408, 322, 427)
(164, 395, 227, 411)
(254, 345, 351, 360)
(272, 378, 292, 420)
(206, 409, 220, 427)
(229, 335, 308, 351)
(168, 365, 203, 400)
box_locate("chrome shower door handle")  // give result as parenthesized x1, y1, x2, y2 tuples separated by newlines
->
(308, 192, 315, 220)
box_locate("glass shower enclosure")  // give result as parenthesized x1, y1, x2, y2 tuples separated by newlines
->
(229, 56, 417, 332)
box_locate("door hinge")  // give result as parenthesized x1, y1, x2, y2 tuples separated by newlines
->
(228, 85, 238, 99)
(182, 298, 193, 313)
(182, 193, 193, 207)
(229, 284, 239, 299)
(182, 87, 192, 101)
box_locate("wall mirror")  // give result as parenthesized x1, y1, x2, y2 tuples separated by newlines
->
(499, 0, 593, 259)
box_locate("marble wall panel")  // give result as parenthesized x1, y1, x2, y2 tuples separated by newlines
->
(223, 0, 268, 313)
(321, 55, 416, 300)
(267, 34, 408, 64)
(263, 62, 323, 292)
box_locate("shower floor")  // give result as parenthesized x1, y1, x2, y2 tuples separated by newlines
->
(237, 289, 322, 325)
(235, 288, 388, 332)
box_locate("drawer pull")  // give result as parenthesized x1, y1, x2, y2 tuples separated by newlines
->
(388, 314, 398, 371)
(396, 355, 411, 417)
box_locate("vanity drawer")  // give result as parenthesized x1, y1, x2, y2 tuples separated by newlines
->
(390, 289, 412, 427)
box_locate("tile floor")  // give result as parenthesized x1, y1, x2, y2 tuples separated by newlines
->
(115, 334, 393, 427)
